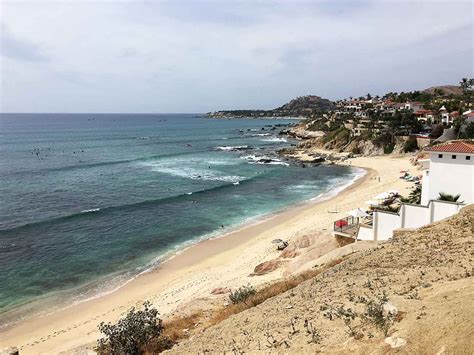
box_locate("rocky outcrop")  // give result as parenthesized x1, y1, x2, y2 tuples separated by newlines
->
(250, 260, 282, 276)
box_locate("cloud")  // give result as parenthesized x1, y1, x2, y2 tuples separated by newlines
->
(0, 0, 472, 113)
(0, 25, 47, 62)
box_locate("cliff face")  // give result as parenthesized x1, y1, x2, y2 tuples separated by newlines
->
(169, 205, 474, 354)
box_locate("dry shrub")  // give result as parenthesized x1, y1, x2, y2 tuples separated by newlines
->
(143, 257, 346, 353)
(143, 311, 203, 353)
(210, 258, 345, 327)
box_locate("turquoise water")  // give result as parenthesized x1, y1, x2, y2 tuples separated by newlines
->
(0, 114, 360, 323)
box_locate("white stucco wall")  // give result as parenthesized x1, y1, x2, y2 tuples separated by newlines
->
(428, 152, 474, 204)
(357, 225, 373, 241)
(372, 200, 464, 241)
(421, 169, 430, 205)
(374, 212, 401, 241)
(402, 204, 430, 229)
(432, 201, 463, 221)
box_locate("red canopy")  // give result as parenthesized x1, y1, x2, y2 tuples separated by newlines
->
(335, 219, 348, 228)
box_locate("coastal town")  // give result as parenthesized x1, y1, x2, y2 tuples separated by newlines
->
(209, 80, 474, 157)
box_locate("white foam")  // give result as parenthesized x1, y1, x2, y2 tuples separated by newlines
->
(214, 145, 249, 151)
(261, 137, 287, 143)
(240, 155, 290, 166)
(81, 208, 100, 213)
(141, 160, 243, 183)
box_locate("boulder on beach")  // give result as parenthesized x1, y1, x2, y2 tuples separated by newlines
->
(211, 287, 231, 295)
(250, 260, 281, 276)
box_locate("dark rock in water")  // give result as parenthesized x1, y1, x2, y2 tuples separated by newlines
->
(312, 157, 325, 163)
(301, 163, 306, 168)
(258, 158, 274, 164)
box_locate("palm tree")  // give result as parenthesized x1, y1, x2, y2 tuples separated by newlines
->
(438, 193, 462, 202)
(400, 186, 421, 204)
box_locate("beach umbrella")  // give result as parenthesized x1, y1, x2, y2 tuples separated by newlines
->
(365, 200, 378, 206)
(272, 239, 284, 244)
(347, 208, 369, 218)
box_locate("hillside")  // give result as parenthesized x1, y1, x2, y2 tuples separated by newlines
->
(207, 95, 334, 118)
(274, 95, 335, 113)
(422, 85, 463, 96)
(168, 205, 474, 354)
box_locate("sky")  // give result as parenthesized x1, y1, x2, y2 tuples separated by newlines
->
(0, 0, 473, 113)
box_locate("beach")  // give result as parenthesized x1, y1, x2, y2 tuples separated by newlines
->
(0, 154, 415, 354)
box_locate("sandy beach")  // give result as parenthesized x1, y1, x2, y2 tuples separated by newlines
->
(0, 154, 416, 354)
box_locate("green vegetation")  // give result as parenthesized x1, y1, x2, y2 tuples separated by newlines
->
(460, 78, 474, 101)
(383, 90, 433, 103)
(361, 292, 395, 336)
(403, 136, 418, 153)
(383, 143, 395, 154)
(460, 122, 474, 139)
(229, 284, 256, 304)
(401, 186, 422, 204)
(438, 193, 461, 202)
(323, 127, 350, 144)
(97, 301, 164, 354)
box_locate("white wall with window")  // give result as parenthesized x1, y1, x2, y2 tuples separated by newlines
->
(421, 152, 474, 205)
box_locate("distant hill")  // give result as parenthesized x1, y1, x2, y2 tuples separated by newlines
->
(422, 85, 463, 96)
(275, 95, 335, 113)
(207, 95, 334, 119)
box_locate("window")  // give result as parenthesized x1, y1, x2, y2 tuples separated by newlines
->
(438, 154, 443, 158)
(452, 155, 457, 159)
(467, 156, 471, 161)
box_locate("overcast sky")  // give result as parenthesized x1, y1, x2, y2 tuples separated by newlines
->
(0, 0, 473, 113)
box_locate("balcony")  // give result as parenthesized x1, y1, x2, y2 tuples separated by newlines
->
(333, 216, 359, 237)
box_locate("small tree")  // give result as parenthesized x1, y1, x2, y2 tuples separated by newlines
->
(362, 292, 395, 336)
(430, 124, 444, 138)
(97, 301, 163, 354)
(460, 122, 474, 139)
(400, 186, 421, 204)
(403, 136, 418, 153)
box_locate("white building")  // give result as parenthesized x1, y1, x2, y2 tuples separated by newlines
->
(333, 141, 473, 241)
(439, 105, 451, 124)
(420, 141, 474, 205)
(405, 102, 424, 111)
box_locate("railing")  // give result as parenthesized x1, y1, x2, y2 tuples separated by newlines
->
(333, 216, 359, 232)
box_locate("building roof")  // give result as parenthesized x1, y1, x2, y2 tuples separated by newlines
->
(414, 109, 434, 115)
(425, 141, 474, 154)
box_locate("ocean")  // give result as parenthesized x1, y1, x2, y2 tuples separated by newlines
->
(0, 113, 361, 325)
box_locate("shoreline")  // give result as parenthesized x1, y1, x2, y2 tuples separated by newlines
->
(0, 165, 365, 330)
(0, 155, 414, 353)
